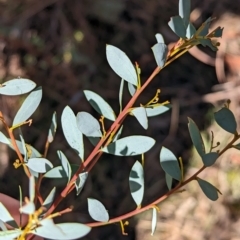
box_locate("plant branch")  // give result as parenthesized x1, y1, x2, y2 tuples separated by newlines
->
(44, 41, 200, 217)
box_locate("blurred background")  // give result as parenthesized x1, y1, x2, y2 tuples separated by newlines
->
(0, 0, 240, 239)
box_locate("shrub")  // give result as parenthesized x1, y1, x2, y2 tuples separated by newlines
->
(0, 0, 228, 239)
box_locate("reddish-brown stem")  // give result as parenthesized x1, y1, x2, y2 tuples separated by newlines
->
(45, 66, 161, 217)
(86, 166, 205, 227)
(35, 175, 44, 205)
(43, 43, 224, 219)
(85, 132, 240, 227)
(43, 140, 50, 158)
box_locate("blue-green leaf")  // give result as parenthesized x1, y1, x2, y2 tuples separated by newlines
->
(0, 132, 41, 159)
(198, 17, 212, 37)
(112, 125, 123, 142)
(197, 178, 219, 201)
(202, 152, 219, 167)
(84, 90, 116, 121)
(42, 187, 56, 210)
(131, 107, 148, 129)
(19, 132, 27, 162)
(168, 16, 186, 38)
(0, 220, 7, 231)
(186, 23, 196, 38)
(145, 104, 171, 117)
(33, 219, 91, 240)
(44, 166, 67, 178)
(102, 136, 155, 156)
(88, 198, 109, 222)
(48, 112, 57, 143)
(13, 87, 42, 126)
(8, 139, 41, 158)
(188, 117, 205, 157)
(160, 147, 181, 181)
(61, 106, 84, 160)
(152, 43, 168, 67)
(77, 112, 102, 137)
(0, 229, 22, 240)
(20, 202, 35, 214)
(213, 27, 224, 38)
(165, 172, 173, 190)
(214, 107, 237, 134)
(57, 151, 71, 183)
(128, 82, 137, 96)
(179, 0, 191, 27)
(106, 45, 138, 86)
(26, 158, 53, 173)
(75, 172, 88, 196)
(129, 161, 144, 207)
(199, 39, 218, 51)
(0, 203, 18, 228)
(87, 136, 101, 146)
(0, 78, 36, 96)
(0, 132, 10, 144)
(43, 165, 79, 179)
(155, 33, 164, 43)
(151, 208, 157, 236)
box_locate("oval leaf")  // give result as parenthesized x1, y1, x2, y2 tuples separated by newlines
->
(57, 151, 71, 182)
(0, 78, 36, 96)
(77, 112, 102, 137)
(44, 165, 79, 179)
(84, 90, 116, 121)
(128, 82, 137, 96)
(33, 219, 91, 240)
(106, 45, 137, 86)
(8, 139, 41, 158)
(214, 107, 237, 134)
(198, 17, 212, 37)
(129, 161, 144, 207)
(20, 202, 35, 214)
(0, 132, 10, 144)
(197, 178, 219, 201)
(48, 112, 57, 143)
(186, 22, 196, 38)
(151, 43, 168, 67)
(188, 117, 205, 157)
(202, 152, 219, 167)
(102, 135, 155, 156)
(131, 107, 148, 129)
(179, 0, 190, 27)
(165, 172, 172, 190)
(88, 198, 109, 222)
(44, 166, 67, 178)
(155, 33, 164, 43)
(168, 16, 186, 38)
(146, 104, 171, 117)
(75, 172, 88, 196)
(112, 125, 123, 142)
(42, 187, 56, 210)
(0, 229, 22, 240)
(26, 158, 53, 173)
(159, 147, 181, 181)
(13, 87, 42, 126)
(61, 106, 84, 160)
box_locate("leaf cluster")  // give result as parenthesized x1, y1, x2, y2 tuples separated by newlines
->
(0, 0, 228, 239)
